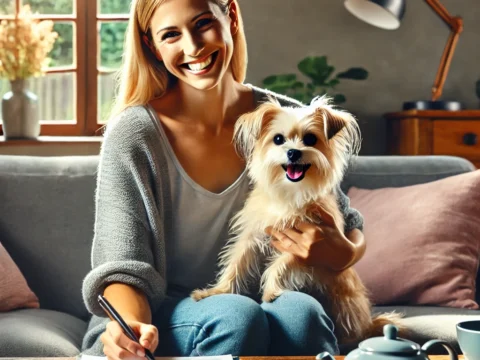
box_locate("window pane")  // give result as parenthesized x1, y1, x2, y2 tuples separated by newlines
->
(98, 72, 117, 123)
(0, 78, 10, 123)
(99, 0, 130, 15)
(23, 0, 73, 15)
(49, 22, 74, 67)
(0, 0, 14, 15)
(100, 22, 128, 69)
(27, 72, 75, 121)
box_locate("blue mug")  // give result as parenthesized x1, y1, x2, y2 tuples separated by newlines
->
(457, 320, 480, 360)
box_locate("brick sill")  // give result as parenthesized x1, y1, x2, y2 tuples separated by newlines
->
(0, 136, 103, 145)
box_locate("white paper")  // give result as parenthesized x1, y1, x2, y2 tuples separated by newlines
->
(79, 354, 234, 360)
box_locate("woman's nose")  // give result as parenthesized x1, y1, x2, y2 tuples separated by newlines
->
(183, 32, 205, 57)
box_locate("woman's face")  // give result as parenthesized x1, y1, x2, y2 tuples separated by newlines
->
(149, 0, 236, 90)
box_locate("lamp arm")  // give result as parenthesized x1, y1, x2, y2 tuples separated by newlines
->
(424, 0, 464, 101)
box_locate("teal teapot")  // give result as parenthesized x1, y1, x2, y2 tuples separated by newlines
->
(317, 324, 458, 360)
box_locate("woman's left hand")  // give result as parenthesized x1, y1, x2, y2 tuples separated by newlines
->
(265, 209, 362, 271)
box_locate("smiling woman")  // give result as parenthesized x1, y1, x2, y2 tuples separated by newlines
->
(79, 1, 366, 359)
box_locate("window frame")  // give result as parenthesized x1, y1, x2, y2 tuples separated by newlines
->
(0, 0, 129, 137)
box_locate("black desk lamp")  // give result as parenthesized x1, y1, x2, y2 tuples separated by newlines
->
(344, 0, 464, 111)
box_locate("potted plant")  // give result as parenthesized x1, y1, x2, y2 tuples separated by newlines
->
(0, 5, 57, 139)
(262, 55, 368, 105)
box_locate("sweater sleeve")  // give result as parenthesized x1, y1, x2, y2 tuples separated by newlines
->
(336, 184, 364, 233)
(82, 109, 167, 317)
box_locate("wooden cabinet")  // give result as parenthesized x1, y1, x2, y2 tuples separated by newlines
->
(384, 110, 480, 168)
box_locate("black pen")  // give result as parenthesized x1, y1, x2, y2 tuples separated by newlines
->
(98, 294, 155, 360)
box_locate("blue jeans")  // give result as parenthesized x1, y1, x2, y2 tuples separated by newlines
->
(153, 291, 338, 356)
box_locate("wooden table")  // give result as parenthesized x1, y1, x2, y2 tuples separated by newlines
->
(0, 356, 464, 360)
(242, 357, 463, 360)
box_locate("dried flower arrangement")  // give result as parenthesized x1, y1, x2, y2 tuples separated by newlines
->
(0, 5, 58, 81)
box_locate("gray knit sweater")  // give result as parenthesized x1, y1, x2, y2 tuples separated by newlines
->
(81, 85, 363, 353)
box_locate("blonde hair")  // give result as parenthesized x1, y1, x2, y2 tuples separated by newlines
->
(109, 0, 248, 119)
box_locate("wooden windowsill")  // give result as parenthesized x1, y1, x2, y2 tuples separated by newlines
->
(0, 136, 104, 145)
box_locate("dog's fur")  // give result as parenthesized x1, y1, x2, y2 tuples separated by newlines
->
(191, 96, 403, 343)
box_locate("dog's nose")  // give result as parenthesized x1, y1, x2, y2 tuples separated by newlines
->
(287, 149, 302, 162)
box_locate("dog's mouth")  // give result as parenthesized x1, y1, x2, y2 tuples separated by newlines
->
(281, 163, 311, 182)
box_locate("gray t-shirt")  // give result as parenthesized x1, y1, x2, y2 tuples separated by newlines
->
(81, 85, 363, 318)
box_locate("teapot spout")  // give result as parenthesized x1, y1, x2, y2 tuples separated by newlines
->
(316, 352, 335, 360)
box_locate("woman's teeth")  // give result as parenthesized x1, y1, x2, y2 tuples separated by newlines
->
(187, 55, 212, 72)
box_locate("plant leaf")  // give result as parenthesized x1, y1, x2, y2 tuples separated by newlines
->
(262, 73, 297, 87)
(262, 75, 278, 86)
(333, 93, 346, 104)
(292, 81, 305, 90)
(298, 56, 334, 85)
(298, 56, 323, 79)
(328, 78, 340, 87)
(336, 67, 369, 80)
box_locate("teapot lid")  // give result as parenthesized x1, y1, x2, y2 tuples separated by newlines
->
(359, 324, 419, 355)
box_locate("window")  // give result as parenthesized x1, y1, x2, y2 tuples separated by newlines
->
(0, 0, 130, 136)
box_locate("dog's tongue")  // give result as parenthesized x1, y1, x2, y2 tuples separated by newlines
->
(287, 164, 303, 180)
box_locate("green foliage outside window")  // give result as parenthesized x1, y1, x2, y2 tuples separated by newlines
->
(0, 0, 131, 69)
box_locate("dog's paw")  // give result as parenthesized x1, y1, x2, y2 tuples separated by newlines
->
(261, 289, 283, 302)
(190, 288, 211, 301)
(190, 287, 228, 301)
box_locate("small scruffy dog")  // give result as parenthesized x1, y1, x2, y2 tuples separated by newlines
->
(191, 96, 402, 342)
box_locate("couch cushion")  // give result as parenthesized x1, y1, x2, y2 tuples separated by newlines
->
(349, 170, 480, 309)
(0, 155, 98, 320)
(341, 155, 475, 191)
(0, 241, 39, 311)
(342, 155, 479, 304)
(0, 308, 88, 356)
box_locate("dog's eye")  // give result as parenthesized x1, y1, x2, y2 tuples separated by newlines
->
(303, 133, 317, 146)
(273, 134, 285, 145)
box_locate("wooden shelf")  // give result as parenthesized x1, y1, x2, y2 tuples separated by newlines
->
(385, 109, 480, 119)
(384, 110, 480, 168)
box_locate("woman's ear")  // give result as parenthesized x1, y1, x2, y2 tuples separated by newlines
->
(142, 34, 163, 61)
(228, 1, 239, 35)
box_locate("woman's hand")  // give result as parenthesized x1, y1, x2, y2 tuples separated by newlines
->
(101, 319, 158, 360)
(265, 208, 365, 271)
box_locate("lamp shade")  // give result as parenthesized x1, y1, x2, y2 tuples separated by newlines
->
(344, 0, 406, 30)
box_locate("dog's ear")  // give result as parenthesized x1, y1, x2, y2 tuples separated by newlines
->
(313, 105, 362, 155)
(310, 96, 350, 140)
(315, 107, 354, 140)
(234, 98, 281, 159)
(326, 109, 348, 140)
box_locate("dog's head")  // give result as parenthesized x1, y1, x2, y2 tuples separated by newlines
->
(234, 95, 361, 204)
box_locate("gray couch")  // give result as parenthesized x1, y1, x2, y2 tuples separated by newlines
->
(0, 154, 479, 357)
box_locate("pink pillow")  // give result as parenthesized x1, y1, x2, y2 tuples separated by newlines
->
(0, 242, 40, 311)
(348, 170, 480, 309)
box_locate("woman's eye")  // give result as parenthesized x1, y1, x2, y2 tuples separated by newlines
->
(162, 31, 180, 40)
(273, 134, 285, 145)
(196, 18, 213, 28)
(303, 133, 317, 146)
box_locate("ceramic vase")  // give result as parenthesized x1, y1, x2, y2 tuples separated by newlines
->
(1, 79, 40, 139)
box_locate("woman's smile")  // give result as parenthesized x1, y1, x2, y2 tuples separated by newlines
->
(181, 51, 219, 75)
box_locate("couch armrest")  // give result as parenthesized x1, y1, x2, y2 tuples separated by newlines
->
(341, 155, 476, 192)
